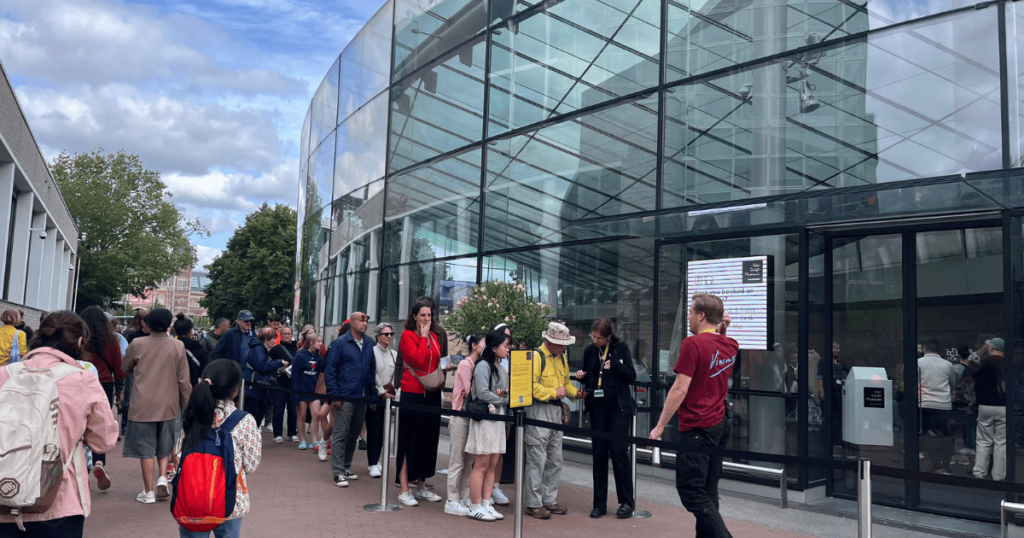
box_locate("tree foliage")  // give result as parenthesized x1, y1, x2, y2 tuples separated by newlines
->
(201, 203, 297, 324)
(443, 280, 552, 349)
(50, 150, 205, 309)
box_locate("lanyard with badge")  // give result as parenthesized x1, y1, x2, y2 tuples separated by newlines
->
(593, 345, 610, 398)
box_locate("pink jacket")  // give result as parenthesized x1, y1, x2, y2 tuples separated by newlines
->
(0, 348, 118, 523)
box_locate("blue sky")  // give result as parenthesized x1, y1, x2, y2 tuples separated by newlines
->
(0, 0, 382, 268)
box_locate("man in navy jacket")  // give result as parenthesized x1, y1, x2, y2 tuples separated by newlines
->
(211, 310, 256, 364)
(325, 311, 376, 487)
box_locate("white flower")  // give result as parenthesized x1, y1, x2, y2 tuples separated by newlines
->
(504, 316, 510, 322)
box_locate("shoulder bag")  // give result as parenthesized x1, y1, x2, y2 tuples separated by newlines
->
(464, 364, 493, 420)
(409, 333, 445, 391)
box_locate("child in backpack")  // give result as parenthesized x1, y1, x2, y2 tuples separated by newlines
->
(174, 359, 261, 537)
(0, 311, 118, 537)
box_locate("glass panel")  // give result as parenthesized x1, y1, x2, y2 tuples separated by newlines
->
(485, 93, 658, 251)
(663, 7, 1002, 209)
(389, 36, 486, 172)
(311, 58, 340, 147)
(334, 92, 388, 199)
(339, 1, 393, 122)
(1010, 2, 1024, 168)
(657, 234, 800, 477)
(484, 239, 655, 430)
(393, 0, 486, 80)
(666, 0, 979, 83)
(916, 228, 1003, 517)
(487, 0, 660, 136)
(298, 207, 329, 327)
(808, 230, 827, 483)
(325, 269, 380, 326)
(830, 234, 903, 505)
(331, 179, 385, 262)
(382, 257, 479, 323)
(384, 149, 482, 265)
(301, 107, 312, 161)
(309, 131, 336, 213)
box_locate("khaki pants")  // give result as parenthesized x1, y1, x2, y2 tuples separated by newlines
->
(973, 405, 1006, 480)
(524, 403, 563, 508)
(446, 416, 473, 501)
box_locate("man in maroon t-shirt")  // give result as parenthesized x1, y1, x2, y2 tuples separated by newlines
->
(651, 293, 737, 538)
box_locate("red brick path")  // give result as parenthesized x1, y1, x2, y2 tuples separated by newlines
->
(83, 432, 814, 538)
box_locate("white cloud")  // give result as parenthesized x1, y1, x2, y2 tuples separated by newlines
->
(195, 245, 223, 270)
(18, 84, 283, 175)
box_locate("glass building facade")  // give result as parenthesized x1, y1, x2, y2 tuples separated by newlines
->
(297, 0, 1024, 520)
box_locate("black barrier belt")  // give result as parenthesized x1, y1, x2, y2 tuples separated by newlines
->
(251, 382, 1024, 494)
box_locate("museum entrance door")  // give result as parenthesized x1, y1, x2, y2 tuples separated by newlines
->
(822, 224, 1005, 518)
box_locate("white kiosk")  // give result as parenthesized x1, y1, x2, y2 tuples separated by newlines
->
(841, 367, 893, 446)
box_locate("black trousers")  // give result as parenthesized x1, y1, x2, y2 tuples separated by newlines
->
(272, 389, 297, 438)
(590, 399, 634, 509)
(365, 398, 386, 466)
(244, 397, 269, 425)
(675, 419, 733, 538)
(0, 515, 84, 538)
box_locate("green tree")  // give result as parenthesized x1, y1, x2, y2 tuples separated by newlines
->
(50, 150, 206, 309)
(201, 203, 297, 324)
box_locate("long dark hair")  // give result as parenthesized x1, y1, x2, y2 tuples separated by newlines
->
(28, 310, 89, 359)
(404, 301, 432, 332)
(181, 359, 243, 454)
(480, 329, 509, 380)
(80, 306, 115, 356)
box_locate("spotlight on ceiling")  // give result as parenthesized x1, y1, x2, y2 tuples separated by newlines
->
(799, 79, 820, 114)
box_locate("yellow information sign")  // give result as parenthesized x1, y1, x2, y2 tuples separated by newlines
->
(509, 349, 534, 408)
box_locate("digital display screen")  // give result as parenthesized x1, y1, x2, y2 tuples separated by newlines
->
(687, 256, 770, 350)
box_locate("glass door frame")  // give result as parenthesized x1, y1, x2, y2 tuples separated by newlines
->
(820, 214, 1010, 512)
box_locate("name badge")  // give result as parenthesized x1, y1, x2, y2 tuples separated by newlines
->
(593, 389, 605, 398)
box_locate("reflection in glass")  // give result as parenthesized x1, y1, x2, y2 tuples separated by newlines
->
(485, 94, 657, 251)
(331, 179, 385, 261)
(384, 149, 482, 265)
(339, 0, 393, 122)
(666, 0, 977, 82)
(311, 58, 340, 148)
(309, 131, 336, 213)
(301, 107, 312, 161)
(390, 37, 486, 172)
(488, 0, 660, 135)
(663, 7, 1001, 209)
(382, 257, 479, 323)
(1010, 2, 1024, 168)
(393, 0, 485, 80)
(335, 92, 388, 199)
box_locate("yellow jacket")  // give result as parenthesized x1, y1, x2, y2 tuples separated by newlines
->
(532, 343, 578, 402)
(0, 324, 26, 367)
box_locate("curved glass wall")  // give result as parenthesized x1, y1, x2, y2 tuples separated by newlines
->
(298, 0, 1024, 520)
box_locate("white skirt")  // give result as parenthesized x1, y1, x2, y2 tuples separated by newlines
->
(465, 413, 506, 455)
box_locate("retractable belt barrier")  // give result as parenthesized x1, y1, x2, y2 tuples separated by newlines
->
(250, 380, 1024, 495)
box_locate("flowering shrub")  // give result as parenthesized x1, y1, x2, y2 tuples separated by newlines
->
(443, 280, 552, 349)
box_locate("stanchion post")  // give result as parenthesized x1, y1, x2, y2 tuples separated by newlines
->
(858, 458, 871, 538)
(630, 392, 652, 519)
(239, 378, 245, 412)
(364, 398, 401, 512)
(514, 410, 525, 538)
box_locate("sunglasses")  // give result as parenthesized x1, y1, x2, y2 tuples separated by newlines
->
(380, 332, 394, 337)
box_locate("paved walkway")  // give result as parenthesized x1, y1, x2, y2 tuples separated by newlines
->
(83, 428, 816, 538)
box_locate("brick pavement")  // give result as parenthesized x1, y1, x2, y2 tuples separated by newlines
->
(83, 431, 815, 538)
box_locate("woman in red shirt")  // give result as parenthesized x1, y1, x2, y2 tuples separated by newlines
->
(395, 301, 444, 506)
(79, 306, 124, 490)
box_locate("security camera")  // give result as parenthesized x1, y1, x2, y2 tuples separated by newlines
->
(36, 230, 47, 239)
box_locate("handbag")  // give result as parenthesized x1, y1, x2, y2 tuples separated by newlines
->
(409, 333, 445, 391)
(464, 366, 493, 420)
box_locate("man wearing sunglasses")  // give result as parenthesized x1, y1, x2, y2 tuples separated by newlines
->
(367, 321, 398, 478)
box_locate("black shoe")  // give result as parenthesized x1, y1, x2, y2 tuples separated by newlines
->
(358, 438, 367, 450)
(615, 504, 634, 519)
(590, 507, 607, 518)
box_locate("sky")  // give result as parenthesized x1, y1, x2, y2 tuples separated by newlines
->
(0, 0, 383, 269)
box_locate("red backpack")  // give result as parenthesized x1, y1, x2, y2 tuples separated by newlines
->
(170, 409, 246, 532)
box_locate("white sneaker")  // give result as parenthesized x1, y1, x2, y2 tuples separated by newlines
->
(291, 435, 300, 443)
(415, 487, 442, 502)
(274, 436, 284, 444)
(445, 499, 470, 516)
(468, 504, 496, 521)
(368, 464, 382, 478)
(318, 443, 328, 462)
(136, 490, 155, 504)
(491, 485, 510, 505)
(460, 497, 472, 509)
(483, 500, 504, 520)
(155, 476, 170, 499)
(398, 491, 419, 506)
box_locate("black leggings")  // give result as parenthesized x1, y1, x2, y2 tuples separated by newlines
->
(0, 515, 84, 538)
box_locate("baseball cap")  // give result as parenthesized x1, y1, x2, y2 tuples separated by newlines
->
(986, 337, 1005, 351)
(237, 310, 255, 321)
